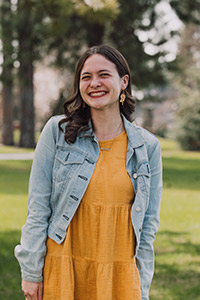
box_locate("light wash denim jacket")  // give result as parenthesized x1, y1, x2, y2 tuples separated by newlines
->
(15, 114, 162, 300)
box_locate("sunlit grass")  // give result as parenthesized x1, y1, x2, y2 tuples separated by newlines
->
(150, 138, 200, 300)
(0, 145, 34, 154)
(0, 160, 32, 231)
(0, 160, 32, 299)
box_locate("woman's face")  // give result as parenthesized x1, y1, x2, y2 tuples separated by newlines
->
(79, 54, 128, 113)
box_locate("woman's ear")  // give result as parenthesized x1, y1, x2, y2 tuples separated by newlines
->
(121, 74, 129, 90)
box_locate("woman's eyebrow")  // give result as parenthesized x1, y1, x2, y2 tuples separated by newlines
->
(98, 69, 111, 73)
(81, 72, 91, 76)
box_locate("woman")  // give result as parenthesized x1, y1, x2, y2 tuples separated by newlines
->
(15, 45, 162, 300)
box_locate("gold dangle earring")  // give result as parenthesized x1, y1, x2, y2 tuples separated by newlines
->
(119, 91, 126, 105)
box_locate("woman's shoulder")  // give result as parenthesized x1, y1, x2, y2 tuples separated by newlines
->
(38, 115, 66, 145)
(122, 115, 160, 150)
(43, 114, 65, 132)
(47, 114, 65, 125)
(131, 124, 162, 166)
(130, 122, 161, 157)
(133, 123, 159, 144)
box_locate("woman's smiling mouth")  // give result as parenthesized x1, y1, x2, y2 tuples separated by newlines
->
(89, 91, 108, 97)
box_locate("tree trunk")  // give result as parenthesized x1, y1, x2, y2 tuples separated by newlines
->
(18, 0, 35, 148)
(19, 54, 35, 148)
(2, 84, 14, 145)
(1, 0, 14, 145)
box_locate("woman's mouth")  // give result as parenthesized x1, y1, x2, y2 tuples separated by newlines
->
(89, 91, 107, 97)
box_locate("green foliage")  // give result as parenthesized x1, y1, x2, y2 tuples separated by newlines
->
(169, 0, 200, 25)
(15, 0, 48, 63)
(175, 98, 200, 151)
(1, 0, 200, 147)
(0, 0, 199, 89)
(72, 0, 119, 24)
(108, 0, 170, 87)
(173, 25, 200, 151)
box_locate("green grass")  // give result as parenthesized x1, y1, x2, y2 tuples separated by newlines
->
(0, 161, 31, 231)
(151, 138, 200, 300)
(0, 145, 34, 154)
(0, 160, 32, 299)
(0, 139, 200, 299)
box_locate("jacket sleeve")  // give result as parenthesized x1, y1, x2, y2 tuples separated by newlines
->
(14, 117, 58, 282)
(135, 139, 163, 300)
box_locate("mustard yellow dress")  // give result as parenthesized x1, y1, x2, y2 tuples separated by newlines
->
(43, 131, 141, 300)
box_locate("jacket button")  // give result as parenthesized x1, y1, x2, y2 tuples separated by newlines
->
(139, 227, 142, 232)
(133, 173, 138, 179)
(136, 206, 141, 212)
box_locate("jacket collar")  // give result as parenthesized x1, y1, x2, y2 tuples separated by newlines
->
(79, 114, 145, 149)
(121, 114, 145, 148)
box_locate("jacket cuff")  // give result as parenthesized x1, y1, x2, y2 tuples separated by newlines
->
(21, 270, 43, 283)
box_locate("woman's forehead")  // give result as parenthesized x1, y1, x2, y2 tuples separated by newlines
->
(80, 54, 117, 75)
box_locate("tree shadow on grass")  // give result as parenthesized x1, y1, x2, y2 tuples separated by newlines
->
(0, 161, 31, 195)
(156, 231, 200, 255)
(0, 230, 24, 300)
(163, 157, 200, 191)
(151, 231, 200, 300)
(152, 262, 200, 300)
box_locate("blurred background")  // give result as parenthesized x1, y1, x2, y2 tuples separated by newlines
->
(0, 0, 199, 150)
(0, 1, 200, 300)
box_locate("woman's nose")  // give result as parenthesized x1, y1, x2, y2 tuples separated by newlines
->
(90, 77, 101, 88)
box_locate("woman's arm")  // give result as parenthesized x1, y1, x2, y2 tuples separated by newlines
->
(15, 117, 58, 282)
(135, 140, 163, 300)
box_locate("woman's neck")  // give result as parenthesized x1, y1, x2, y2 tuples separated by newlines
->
(91, 110, 124, 141)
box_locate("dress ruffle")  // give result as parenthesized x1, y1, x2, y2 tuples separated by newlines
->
(43, 254, 141, 300)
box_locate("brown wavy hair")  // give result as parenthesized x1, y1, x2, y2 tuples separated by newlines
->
(59, 45, 135, 143)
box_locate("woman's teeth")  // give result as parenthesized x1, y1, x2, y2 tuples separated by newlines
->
(90, 92, 106, 96)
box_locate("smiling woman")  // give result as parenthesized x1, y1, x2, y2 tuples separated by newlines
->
(79, 54, 129, 118)
(59, 45, 135, 143)
(15, 45, 162, 300)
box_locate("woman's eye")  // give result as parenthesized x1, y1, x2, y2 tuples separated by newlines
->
(101, 73, 110, 77)
(81, 76, 90, 80)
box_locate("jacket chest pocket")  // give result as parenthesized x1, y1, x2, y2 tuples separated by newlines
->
(53, 150, 85, 183)
(135, 161, 151, 197)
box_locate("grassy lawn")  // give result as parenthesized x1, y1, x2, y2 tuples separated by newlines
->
(0, 160, 32, 299)
(0, 145, 34, 154)
(151, 138, 200, 300)
(0, 139, 200, 299)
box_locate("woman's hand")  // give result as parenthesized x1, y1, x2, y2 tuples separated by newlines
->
(22, 279, 43, 300)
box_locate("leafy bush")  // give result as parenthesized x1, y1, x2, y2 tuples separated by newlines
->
(175, 98, 200, 151)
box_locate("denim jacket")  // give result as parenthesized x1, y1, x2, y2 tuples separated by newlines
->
(15, 114, 162, 300)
